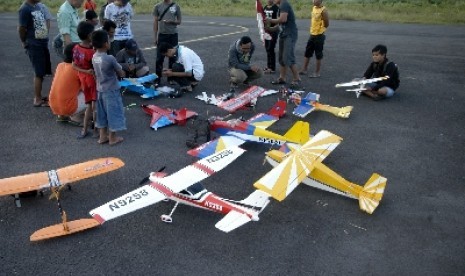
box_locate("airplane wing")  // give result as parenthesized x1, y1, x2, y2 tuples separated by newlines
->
(335, 76, 389, 88)
(90, 146, 246, 223)
(0, 158, 124, 196)
(187, 135, 246, 158)
(246, 113, 279, 129)
(254, 130, 342, 201)
(218, 86, 266, 112)
(293, 103, 315, 118)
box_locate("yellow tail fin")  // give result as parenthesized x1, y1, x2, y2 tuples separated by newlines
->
(358, 173, 387, 214)
(283, 121, 310, 144)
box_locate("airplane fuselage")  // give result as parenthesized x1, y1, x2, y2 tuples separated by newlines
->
(211, 121, 288, 146)
(168, 190, 257, 220)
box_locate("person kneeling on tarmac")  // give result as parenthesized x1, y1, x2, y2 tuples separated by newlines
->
(158, 42, 204, 92)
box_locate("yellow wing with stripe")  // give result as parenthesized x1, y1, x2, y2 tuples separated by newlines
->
(254, 130, 342, 201)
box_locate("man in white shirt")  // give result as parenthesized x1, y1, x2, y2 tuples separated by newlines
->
(158, 42, 204, 92)
(104, 0, 133, 53)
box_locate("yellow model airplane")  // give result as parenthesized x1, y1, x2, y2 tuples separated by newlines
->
(254, 130, 386, 214)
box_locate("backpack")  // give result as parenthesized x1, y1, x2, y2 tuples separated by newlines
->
(186, 116, 211, 149)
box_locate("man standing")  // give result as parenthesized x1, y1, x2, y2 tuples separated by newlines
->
(18, 0, 52, 107)
(153, 0, 181, 85)
(299, 0, 329, 78)
(56, 0, 84, 58)
(228, 36, 262, 93)
(104, 0, 134, 54)
(267, 0, 301, 88)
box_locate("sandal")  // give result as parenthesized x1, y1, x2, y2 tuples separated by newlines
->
(290, 80, 302, 89)
(271, 78, 286, 85)
(33, 99, 49, 107)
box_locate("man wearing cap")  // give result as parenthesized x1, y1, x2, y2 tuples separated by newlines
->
(116, 39, 149, 78)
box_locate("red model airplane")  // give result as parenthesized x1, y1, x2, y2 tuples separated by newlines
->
(141, 104, 198, 130)
(89, 146, 270, 233)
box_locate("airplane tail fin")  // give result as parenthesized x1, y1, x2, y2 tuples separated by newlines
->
(176, 108, 188, 126)
(283, 121, 310, 144)
(215, 190, 270, 233)
(358, 173, 387, 214)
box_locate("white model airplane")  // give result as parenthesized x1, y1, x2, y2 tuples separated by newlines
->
(254, 130, 387, 214)
(335, 76, 389, 98)
(89, 146, 270, 233)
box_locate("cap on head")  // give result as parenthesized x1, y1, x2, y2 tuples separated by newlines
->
(125, 39, 138, 51)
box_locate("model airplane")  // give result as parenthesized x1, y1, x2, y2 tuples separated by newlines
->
(141, 104, 198, 130)
(196, 86, 267, 112)
(290, 91, 353, 119)
(120, 73, 165, 99)
(188, 101, 308, 158)
(256, 0, 272, 43)
(335, 76, 389, 98)
(89, 146, 269, 233)
(255, 130, 387, 214)
(0, 158, 125, 241)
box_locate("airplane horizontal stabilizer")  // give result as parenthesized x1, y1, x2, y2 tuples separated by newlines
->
(215, 210, 252, 233)
(358, 173, 387, 214)
(246, 113, 279, 129)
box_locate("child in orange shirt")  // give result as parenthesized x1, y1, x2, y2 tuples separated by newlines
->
(72, 21, 96, 138)
(84, 0, 97, 11)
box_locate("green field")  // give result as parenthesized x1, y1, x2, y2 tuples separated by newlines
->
(4, 0, 464, 24)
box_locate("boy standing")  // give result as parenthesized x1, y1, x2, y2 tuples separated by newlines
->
(104, 0, 134, 54)
(18, 0, 52, 107)
(92, 30, 126, 145)
(299, 0, 329, 78)
(72, 21, 96, 138)
(263, 0, 279, 74)
(362, 44, 400, 100)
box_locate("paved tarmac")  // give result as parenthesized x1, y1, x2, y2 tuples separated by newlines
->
(0, 13, 464, 275)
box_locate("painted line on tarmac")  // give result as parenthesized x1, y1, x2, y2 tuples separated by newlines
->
(141, 21, 248, 51)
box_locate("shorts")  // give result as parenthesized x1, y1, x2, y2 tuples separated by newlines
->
(95, 89, 126, 132)
(78, 73, 97, 103)
(26, 44, 52, 78)
(366, 83, 395, 98)
(278, 33, 297, 66)
(72, 91, 86, 116)
(304, 34, 325, 59)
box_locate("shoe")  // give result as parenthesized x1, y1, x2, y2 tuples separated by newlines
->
(290, 80, 302, 89)
(298, 71, 307, 76)
(33, 99, 49, 107)
(271, 78, 286, 85)
(309, 73, 321, 78)
(263, 68, 275, 74)
(180, 85, 193, 92)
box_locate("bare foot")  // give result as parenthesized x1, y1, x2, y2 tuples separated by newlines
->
(98, 138, 109, 144)
(109, 137, 124, 146)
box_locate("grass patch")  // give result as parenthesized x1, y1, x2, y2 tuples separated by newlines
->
(4, 0, 464, 24)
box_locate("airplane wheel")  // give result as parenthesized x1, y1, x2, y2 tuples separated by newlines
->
(160, 215, 172, 223)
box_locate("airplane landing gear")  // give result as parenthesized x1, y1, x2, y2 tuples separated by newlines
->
(161, 202, 179, 223)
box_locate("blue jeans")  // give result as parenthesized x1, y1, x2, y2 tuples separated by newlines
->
(96, 89, 126, 132)
(366, 83, 395, 97)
